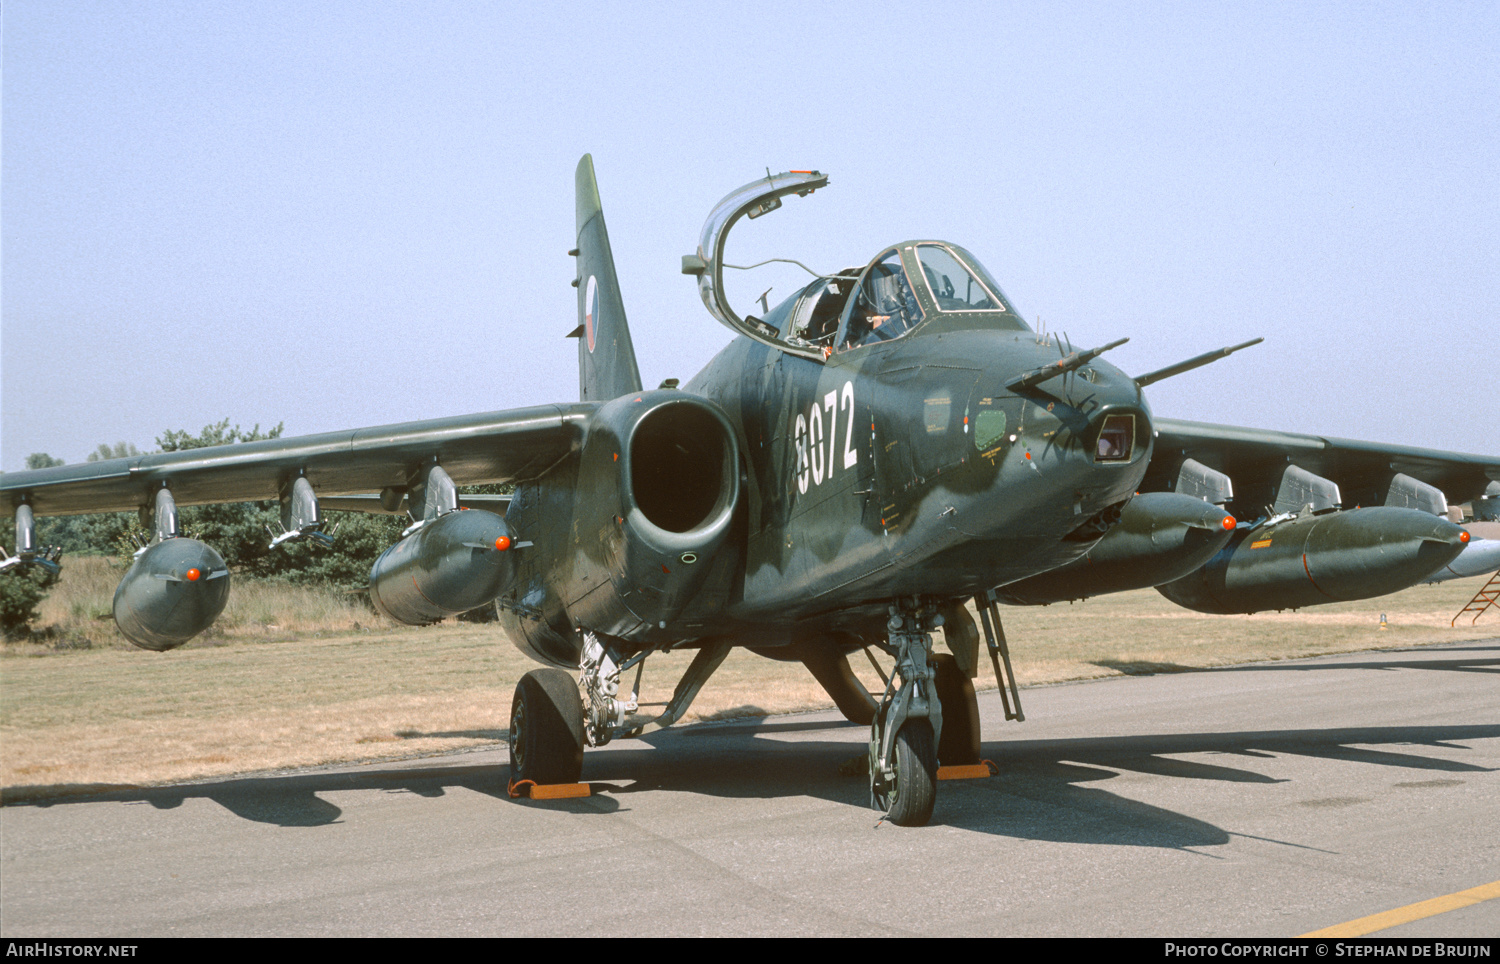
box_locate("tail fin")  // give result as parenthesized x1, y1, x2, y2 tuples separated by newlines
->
(572, 154, 643, 402)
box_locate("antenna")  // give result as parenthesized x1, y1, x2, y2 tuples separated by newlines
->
(1008, 337, 1131, 392)
(1061, 331, 1073, 390)
(1133, 338, 1265, 388)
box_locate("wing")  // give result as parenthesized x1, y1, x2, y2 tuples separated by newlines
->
(1, 403, 595, 517)
(1141, 417, 1500, 514)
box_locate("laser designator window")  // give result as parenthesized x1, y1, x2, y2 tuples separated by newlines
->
(1095, 414, 1135, 462)
(916, 244, 1004, 312)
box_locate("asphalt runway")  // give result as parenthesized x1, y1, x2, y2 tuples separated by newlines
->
(4, 638, 1498, 937)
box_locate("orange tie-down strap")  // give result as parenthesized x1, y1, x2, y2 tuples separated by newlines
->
(937, 760, 999, 781)
(508, 779, 592, 800)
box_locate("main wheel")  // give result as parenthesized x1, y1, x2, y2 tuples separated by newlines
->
(508, 668, 585, 785)
(884, 718, 937, 827)
(932, 653, 981, 766)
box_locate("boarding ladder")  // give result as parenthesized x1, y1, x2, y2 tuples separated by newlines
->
(1452, 569, 1500, 627)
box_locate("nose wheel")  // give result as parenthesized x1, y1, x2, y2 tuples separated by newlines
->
(869, 601, 944, 826)
(872, 714, 937, 826)
(508, 668, 585, 786)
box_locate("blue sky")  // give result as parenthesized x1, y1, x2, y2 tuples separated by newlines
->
(3, 1, 1497, 469)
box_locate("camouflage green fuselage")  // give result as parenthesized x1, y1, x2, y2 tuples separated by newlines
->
(498, 317, 1152, 667)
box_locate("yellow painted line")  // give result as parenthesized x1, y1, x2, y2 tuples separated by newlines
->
(1302, 880, 1500, 937)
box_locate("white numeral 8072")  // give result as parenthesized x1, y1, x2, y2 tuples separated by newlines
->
(795, 381, 856, 494)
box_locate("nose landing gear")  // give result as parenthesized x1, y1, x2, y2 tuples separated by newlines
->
(869, 600, 945, 826)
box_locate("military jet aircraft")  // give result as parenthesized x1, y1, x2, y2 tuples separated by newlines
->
(5, 157, 1498, 826)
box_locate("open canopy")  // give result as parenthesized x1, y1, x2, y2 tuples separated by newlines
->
(684, 171, 1029, 360)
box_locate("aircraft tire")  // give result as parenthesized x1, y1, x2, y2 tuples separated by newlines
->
(885, 719, 937, 827)
(932, 654, 982, 766)
(509, 668, 585, 786)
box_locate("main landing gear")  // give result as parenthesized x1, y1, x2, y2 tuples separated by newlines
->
(508, 630, 631, 788)
(508, 630, 732, 789)
(509, 602, 1014, 825)
(508, 667, 586, 786)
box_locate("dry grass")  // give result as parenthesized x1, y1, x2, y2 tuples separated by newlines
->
(987, 579, 1495, 684)
(22, 555, 384, 650)
(2, 558, 1496, 800)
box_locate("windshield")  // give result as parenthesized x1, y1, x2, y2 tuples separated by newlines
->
(919, 244, 1029, 330)
(916, 244, 1002, 311)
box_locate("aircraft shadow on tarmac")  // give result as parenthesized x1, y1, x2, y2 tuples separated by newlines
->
(8, 719, 1496, 850)
(1198, 641, 1500, 677)
(1090, 641, 1500, 679)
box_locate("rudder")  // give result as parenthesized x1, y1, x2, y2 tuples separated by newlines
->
(573, 154, 643, 402)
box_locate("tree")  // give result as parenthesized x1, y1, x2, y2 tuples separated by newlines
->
(17, 420, 493, 621)
(86, 442, 141, 462)
(146, 420, 414, 590)
(29, 423, 283, 561)
(157, 419, 282, 453)
(6, 450, 68, 635)
(0, 564, 57, 639)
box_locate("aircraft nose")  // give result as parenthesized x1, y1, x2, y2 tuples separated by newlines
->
(1080, 357, 1153, 462)
(1064, 366, 1153, 513)
(1092, 410, 1139, 463)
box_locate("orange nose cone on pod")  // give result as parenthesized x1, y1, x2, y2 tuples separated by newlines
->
(1222, 515, 1237, 531)
(185, 568, 201, 581)
(495, 536, 511, 551)
(1460, 530, 1471, 544)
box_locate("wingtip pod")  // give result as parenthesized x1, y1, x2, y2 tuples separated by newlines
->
(1157, 506, 1469, 614)
(112, 539, 230, 651)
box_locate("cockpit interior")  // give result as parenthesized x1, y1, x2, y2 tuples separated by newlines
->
(752, 242, 1030, 358)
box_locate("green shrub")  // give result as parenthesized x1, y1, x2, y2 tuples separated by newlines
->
(0, 564, 59, 639)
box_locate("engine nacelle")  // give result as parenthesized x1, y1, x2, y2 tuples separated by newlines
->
(997, 492, 1236, 605)
(1158, 506, 1469, 614)
(113, 538, 231, 651)
(562, 390, 741, 639)
(369, 509, 518, 626)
